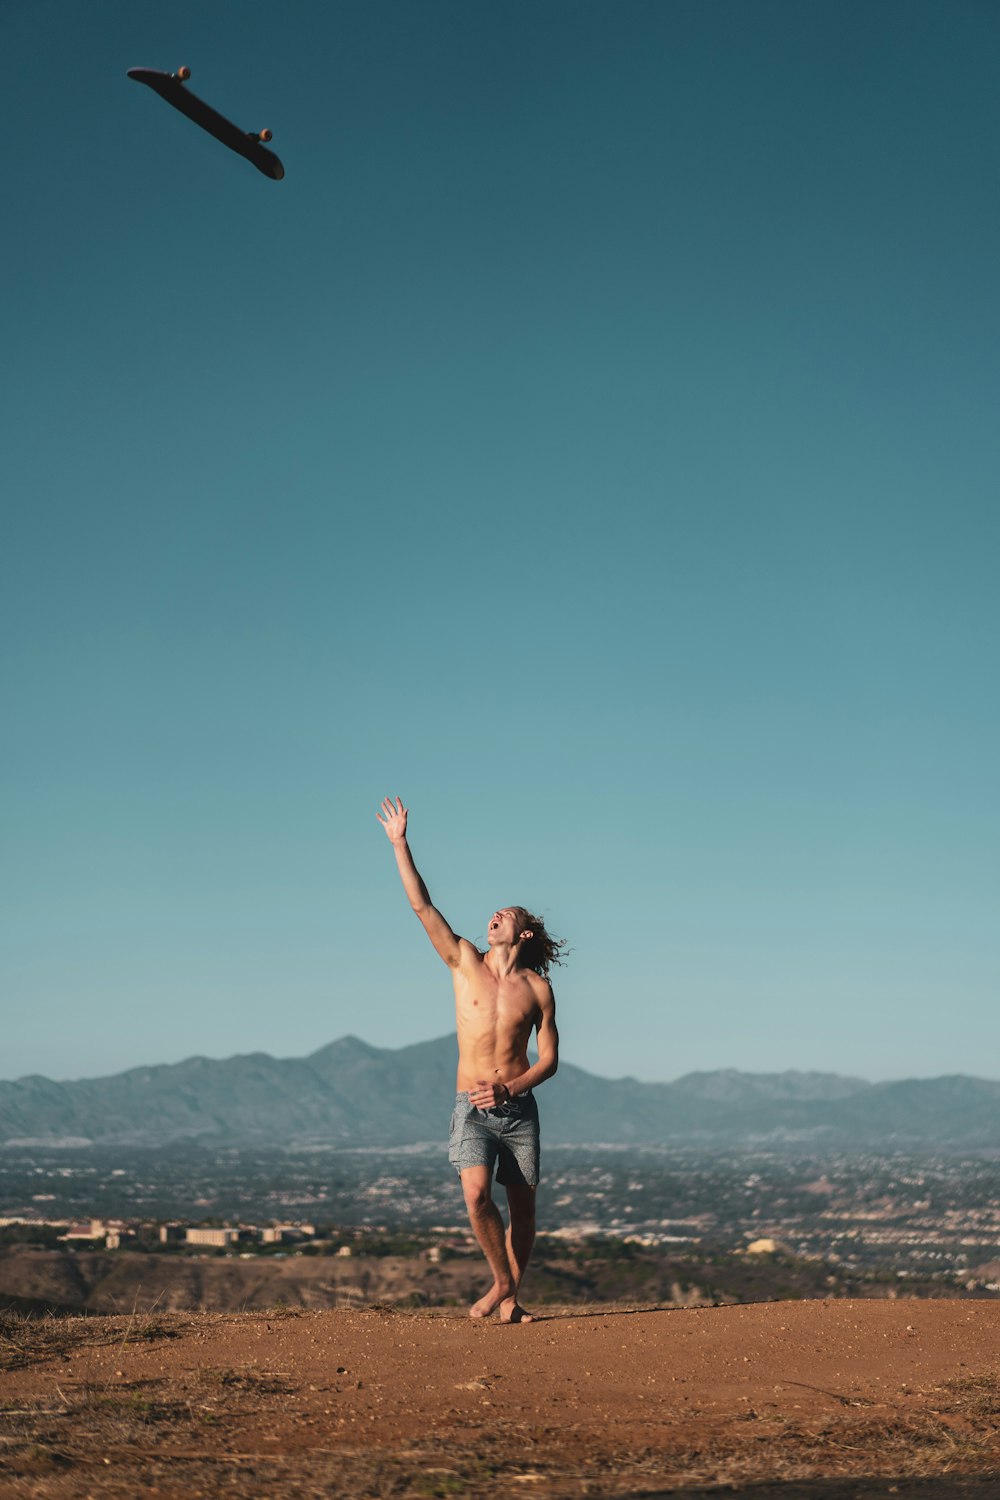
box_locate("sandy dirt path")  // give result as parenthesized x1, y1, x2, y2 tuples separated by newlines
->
(2, 1299, 999, 1497)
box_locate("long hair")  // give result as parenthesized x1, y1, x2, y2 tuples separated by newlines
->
(510, 907, 568, 978)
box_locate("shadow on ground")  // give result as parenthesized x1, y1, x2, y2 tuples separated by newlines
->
(629, 1478, 1000, 1499)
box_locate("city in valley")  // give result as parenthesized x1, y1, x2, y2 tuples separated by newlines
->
(2, 1142, 998, 1308)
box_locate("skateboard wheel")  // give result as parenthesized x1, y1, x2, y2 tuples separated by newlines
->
(177, 65, 191, 81)
(259, 128, 272, 142)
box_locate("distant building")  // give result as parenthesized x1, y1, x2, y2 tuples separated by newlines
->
(262, 1225, 304, 1244)
(261, 1223, 316, 1243)
(185, 1227, 240, 1248)
(160, 1224, 186, 1244)
(61, 1219, 106, 1243)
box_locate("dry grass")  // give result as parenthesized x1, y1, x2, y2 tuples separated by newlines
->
(2, 1382, 999, 1497)
(941, 1372, 1000, 1420)
(0, 1303, 187, 1373)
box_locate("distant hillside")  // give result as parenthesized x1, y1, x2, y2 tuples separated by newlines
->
(1, 1037, 998, 1150)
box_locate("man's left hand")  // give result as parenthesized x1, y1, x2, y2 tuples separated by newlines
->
(469, 1079, 509, 1109)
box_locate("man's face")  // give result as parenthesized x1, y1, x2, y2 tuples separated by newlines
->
(487, 908, 529, 946)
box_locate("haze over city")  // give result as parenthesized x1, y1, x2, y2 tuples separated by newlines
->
(4, 0, 998, 1087)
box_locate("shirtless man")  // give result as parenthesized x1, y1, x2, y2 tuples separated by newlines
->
(377, 796, 562, 1323)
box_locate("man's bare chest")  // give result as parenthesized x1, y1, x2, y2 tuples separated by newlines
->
(454, 971, 537, 1029)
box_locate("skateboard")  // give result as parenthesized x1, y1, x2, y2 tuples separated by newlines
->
(127, 66, 285, 181)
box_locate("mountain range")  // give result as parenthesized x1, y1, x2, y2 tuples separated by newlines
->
(2, 1037, 998, 1151)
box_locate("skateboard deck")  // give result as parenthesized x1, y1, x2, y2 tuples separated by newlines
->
(127, 66, 285, 181)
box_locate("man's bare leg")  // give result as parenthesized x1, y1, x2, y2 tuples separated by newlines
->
(461, 1167, 516, 1318)
(501, 1183, 536, 1323)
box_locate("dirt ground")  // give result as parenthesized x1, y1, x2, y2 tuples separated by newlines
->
(2, 1299, 999, 1498)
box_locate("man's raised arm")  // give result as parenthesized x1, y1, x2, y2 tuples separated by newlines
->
(376, 797, 463, 967)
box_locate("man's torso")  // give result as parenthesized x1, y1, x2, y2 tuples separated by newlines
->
(452, 943, 541, 1090)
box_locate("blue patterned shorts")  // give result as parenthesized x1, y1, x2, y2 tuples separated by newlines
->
(448, 1091, 540, 1187)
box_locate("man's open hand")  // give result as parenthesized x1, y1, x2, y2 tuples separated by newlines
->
(376, 796, 408, 844)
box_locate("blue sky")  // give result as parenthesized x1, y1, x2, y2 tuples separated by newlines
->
(3, 0, 998, 1085)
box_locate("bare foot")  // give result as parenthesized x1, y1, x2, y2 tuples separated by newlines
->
(499, 1296, 534, 1324)
(469, 1281, 513, 1319)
